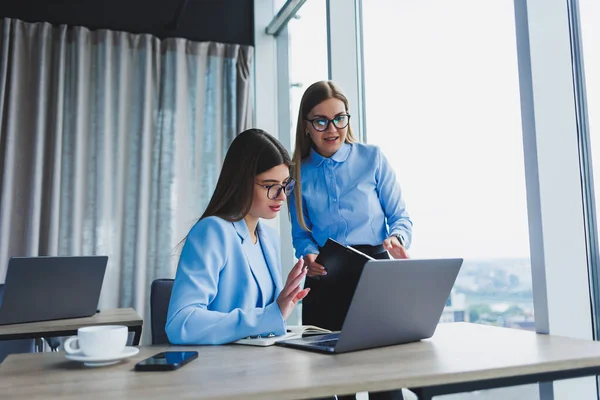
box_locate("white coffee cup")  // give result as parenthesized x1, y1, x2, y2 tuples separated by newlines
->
(64, 325, 128, 357)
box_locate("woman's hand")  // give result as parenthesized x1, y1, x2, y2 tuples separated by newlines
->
(277, 257, 311, 319)
(304, 253, 326, 277)
(383, 236, 409, 259)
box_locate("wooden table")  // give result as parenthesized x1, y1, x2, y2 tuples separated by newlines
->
(0, 308, 143, 346)
(2, 322, 600, 399)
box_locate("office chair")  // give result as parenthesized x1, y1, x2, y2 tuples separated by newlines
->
(150, 279, 174, 345)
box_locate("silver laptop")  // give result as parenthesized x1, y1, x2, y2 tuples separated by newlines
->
(277, 258, 463, 354)
(0, 256, 108, 325)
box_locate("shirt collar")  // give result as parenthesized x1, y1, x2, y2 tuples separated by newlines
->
(307, 142, 352, 167)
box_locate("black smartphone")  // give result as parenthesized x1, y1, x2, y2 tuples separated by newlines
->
(134, 351, 198, 371)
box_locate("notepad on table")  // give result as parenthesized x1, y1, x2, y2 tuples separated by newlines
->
(234, 325, 332, 347)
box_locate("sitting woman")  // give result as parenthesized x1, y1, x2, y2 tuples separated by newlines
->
(166, 129, 310, 345)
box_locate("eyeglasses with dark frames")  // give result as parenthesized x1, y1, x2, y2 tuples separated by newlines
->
(255, 179, 296, 200)
(305, 114, 351, 132)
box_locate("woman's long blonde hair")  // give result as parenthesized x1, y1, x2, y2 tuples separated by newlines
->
(290, 81, 357, 231)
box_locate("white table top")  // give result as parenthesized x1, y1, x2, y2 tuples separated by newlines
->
(2, 322, 600, 399)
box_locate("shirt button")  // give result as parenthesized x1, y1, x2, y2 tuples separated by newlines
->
(333, 198, 337, 202)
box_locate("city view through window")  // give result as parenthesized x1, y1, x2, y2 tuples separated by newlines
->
(361, 0, 533, 333)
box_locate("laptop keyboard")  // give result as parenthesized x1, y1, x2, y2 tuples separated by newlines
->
(310, 338, 339, 348)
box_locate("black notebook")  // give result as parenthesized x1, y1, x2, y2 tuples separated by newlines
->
(303, 239, 376, 331)
(314, 238, 375, 282)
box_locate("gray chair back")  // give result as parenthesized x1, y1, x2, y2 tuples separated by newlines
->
(150, 279, 174, 345)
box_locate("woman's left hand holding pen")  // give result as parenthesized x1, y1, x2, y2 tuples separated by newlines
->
(383, 236, 409, 259)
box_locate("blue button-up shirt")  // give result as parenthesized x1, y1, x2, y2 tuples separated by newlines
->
(288, 142, 413, 258)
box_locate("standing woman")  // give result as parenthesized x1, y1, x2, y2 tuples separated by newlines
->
(166, 129, 309, 345)
(288, 81, 412, 400)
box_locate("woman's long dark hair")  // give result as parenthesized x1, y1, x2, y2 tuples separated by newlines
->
(201, 128, 293, 221)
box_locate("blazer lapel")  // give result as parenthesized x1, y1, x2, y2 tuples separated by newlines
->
(232, 219, 249, 243)
(233, 220, 264, 305)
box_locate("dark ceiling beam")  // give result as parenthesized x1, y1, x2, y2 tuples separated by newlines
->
(165, 0, 190, 31)
(0, 0, 255, 46)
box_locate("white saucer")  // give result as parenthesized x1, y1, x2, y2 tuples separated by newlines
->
(65, 346, 140, 367)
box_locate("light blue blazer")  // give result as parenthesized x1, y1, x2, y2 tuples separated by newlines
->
(165, 216, 286, 345)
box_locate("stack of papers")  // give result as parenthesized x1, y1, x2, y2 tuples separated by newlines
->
(234, 325, 332, 347)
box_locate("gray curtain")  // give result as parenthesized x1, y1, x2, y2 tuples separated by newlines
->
(0, 18, 253, 343)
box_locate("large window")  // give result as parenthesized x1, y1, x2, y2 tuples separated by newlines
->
(579, 0, 600, 337)
(361, 2, 534, 397)
(263, 0, 599, 397)
(362, 0, 533, 331)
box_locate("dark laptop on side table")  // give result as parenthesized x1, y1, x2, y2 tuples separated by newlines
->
(0, 256, 108, 325)
(277, 258, 463, 354)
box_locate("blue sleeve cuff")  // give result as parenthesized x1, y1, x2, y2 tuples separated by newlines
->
(296, 243, 319, 258)
(262, 302, 287, 336)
